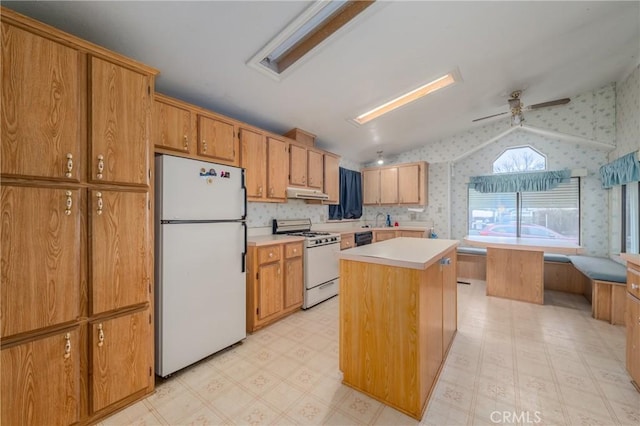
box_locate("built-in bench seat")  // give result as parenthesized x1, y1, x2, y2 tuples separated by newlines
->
(568, 255, 627, 325)
(457, 247, 487, 280)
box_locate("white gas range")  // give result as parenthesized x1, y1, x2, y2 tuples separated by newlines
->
(272, 219, 341, 309)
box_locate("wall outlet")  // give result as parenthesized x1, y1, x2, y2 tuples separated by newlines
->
(409, 212, 416, 220)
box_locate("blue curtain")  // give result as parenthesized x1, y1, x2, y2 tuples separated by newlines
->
(328, 167, 362, 220)
(469, 169, 571, 193)
(599, 151, 640, 189)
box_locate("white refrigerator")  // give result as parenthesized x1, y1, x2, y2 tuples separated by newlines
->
(155, 155, 247, 377)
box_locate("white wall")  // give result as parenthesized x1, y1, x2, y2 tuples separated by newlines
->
(609, 65, 640, 256)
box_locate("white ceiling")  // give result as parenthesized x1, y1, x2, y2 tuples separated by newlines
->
(5, 1, 639, 163)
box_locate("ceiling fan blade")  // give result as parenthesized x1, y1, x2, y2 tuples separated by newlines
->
(527, 98, 570, 110)
(472, 111, 509, 122)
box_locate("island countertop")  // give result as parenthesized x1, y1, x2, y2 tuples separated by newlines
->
(336, 237, 459, 270)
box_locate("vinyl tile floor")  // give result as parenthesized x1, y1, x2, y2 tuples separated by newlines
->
(99, 281, 639, 425)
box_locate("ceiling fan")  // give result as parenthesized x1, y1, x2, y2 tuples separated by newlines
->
(472, 90, 571, 124)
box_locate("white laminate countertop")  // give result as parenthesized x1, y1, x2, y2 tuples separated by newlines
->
(336, 237, 459, 270)
(621, 253, 640, 267)
(247, 235, 305, 246)
(464, 235, 583, 254)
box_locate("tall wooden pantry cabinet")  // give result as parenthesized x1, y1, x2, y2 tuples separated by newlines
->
(0, 8, 158, 425)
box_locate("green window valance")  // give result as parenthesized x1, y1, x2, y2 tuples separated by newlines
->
(469, 169, 572, 193)
(599, 151, 640, 189)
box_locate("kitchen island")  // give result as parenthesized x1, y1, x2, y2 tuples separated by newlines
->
(337, 237, 459, 419)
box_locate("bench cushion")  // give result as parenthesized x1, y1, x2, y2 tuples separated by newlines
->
(457, 247, 487, 256)
(543, 253, 571, 263)
(568, 255, 626, 283)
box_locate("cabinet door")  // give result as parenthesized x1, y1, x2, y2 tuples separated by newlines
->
(258, 262, 283, 320)
(324, 154, 340, 205)
(398, 164, 420, 204)
(380, 167, 398, 204)
(627, 294, 640, 385)
(398, 230, 425, 238)
(91, 310, 151, 413)
(197, 115, 238, 166)
(267, 137, 288, 200)
(1, 23, 81, 181)
(284, 257, 303, 309)
(1, 327, 80, 426)
(153, 98, 194, 154)
(90, 57, 150, 186)
(307, 150, 324, 189)
(1, 186, 81, 337)
(289, 144, 307, 186)
(362, 169, 380, 205)
(240, 128, 266, 199)
(375, 230, 396, 242)
(442, 251, 457, 355)
(91, 190, 150, 314)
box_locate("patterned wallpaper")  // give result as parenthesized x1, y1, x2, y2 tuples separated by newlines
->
(246, 81, 636, 257)
(609, 65, 640, 255)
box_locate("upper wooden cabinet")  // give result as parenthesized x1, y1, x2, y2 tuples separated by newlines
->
(289, 144, 307, 186)
(153, 94, 196, 155)
(267, 137, 289, 201)
(307, 149, 324, 190)
(1, 23, 82, 182)
(197, 114, 238, 167)
(90, 56, 151, 186)
(324, 153, 340, 205)
(363, 162, 428, 206)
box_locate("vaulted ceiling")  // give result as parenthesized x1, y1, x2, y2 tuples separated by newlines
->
(5, 1, 639, 163)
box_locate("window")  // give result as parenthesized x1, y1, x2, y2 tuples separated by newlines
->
(493, 146, 546, 174)
(622, 182, 640, 254)
(468, 178, 580, 244)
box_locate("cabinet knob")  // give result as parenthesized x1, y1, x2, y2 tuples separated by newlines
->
(202, 140, 207, 153)
(293, 248, 297, 253)
(269, 252, 273, 258)
(65, 153, 73, 178)
(258, 186, 263, 196)
(183, 135, 189, 150)
(96, 192, 103, 215)
(64, 332, 71, 359)
(97, 324, 104, 347)
(632, 283, 639, 290)
(64, 191, 72, 216)
(96, 155, 104, 179)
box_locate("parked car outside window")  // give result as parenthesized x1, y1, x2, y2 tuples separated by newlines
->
(479, 223, 576, 242)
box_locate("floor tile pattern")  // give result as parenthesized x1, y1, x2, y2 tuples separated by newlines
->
(100, 281, 639, 425)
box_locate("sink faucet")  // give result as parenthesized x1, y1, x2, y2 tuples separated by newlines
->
(375, 212, 385, 228)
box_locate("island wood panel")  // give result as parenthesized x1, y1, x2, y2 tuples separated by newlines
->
(442, 252, 457, 356)
(1, 23, 82, 182)
(1, 186, 82, 337)
(340, 259, 444, 419)
(1, 326, 80, 426)
(90, 190, 150, 315)
(486, 247, 543, 304)
(90, 56, 150, 186)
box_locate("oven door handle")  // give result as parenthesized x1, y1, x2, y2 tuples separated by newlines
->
(319, 282, 335, 289)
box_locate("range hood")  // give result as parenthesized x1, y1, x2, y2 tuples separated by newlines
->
(286, 187, 329, 200)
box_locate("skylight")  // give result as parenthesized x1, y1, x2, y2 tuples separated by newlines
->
(248, 1, 375, 80)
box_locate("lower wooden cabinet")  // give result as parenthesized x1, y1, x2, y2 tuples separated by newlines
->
(247, 241, 304, 332)
(1, 327, 81, 426)
(91, 309, 152, 413)
(627, 293, 640, 388)
(374, 230, 396, 242)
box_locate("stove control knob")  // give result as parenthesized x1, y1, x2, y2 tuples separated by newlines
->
(315, 240, 321, 245)
(323, 239, 328, 243)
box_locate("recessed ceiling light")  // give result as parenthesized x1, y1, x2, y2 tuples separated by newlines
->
(353, 71, 460, 125)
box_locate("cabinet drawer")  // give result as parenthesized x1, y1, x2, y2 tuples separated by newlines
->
(628, 264, 640, 299)
(341, 235, 355, 250)
(285, 242, 303, 258)
(258, 245, 281, 264)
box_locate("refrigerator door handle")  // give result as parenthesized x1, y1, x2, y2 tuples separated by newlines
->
(241, 169, 247, 220)
(242, 221, 247, 273)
